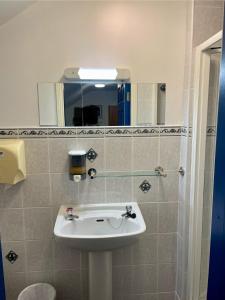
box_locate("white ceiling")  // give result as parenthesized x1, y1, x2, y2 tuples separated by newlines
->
(0, 1, 36, 26)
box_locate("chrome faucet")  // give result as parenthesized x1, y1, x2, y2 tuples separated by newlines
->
(121, 205, 136, 219)
(65, 207, 79, 221)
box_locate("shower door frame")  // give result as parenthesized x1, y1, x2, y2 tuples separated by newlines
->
(188, 30, 222, 300)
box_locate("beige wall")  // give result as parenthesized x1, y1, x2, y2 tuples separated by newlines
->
(0, 1, 187, 127)
(193, 0, 224, 47)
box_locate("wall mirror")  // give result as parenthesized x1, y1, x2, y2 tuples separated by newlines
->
(38, 81, 166, 127)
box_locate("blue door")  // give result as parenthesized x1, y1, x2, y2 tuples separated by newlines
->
(117, 83, 131, 126)
(207, 6, 225, 299)
(0, 243, 5, 300)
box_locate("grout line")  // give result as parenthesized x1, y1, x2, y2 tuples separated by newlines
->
(47, 136, 56, 285)
(156, 201, 159, 293)
(2, 232, 180, 243)
(131, 135, 134, 201)
(103, 135, 107, 204)
(20, 178, 28, 284)
(112, 262, 177, 269)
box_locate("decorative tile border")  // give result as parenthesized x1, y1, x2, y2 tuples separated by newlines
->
(0, 126, 185, 138)
(48, 128, 77, 137)
(18, 128, 48, 138)
(160, 126, 182, 136)
(132, 127, 159, 137)
(105, 127, 133, 137)
(0, 129, 18, 138)
(77, 127, 105, 138)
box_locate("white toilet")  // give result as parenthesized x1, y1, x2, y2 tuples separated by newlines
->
(18, 283, 56, 300)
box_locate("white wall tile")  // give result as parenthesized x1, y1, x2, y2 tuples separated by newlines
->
(0, 183, 23, 208)
(50, 173, 77, 207)
(106, 177, 132, 203)
(79, 177, 106, 204)
(24, 208, 53, 240)
(25, 139, 49, 174)
(113, 235, 157, 266)
(22, 174, 51, 207)
(54, 240, 80, 271)
(26, 240, 53, 272)
(158, 234, 177, 263)
(158, 203, 178, 233)
(0, 209, 24, 241)
(159, 136, 180, 171)
(139, 203, 158, 234)
(113, 265, 157, 294)
(158, 172, 179, 202)
(133, 137, 159, 171)
(105, 138, 132, 171)
(49, 138, 77, 173)
(54, 269, 81, 299)
(157, 263, 176, 292)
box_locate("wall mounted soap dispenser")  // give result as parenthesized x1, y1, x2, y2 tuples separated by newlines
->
(69, 150, 86, 182)
(0, 139, 26, 185)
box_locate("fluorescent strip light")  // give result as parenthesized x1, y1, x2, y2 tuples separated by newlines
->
(95, 84, 106, 88)
(78, 68, 118, 80)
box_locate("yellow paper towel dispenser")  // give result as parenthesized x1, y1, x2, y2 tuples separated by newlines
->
(0, 139, 26, 185)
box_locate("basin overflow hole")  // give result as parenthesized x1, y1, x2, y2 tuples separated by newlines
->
(96, 219, 104, 222)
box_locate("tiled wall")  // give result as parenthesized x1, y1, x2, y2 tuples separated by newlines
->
(0, 126, 182, 300)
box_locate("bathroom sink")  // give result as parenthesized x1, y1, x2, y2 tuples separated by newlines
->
(54, 202, 146, 251)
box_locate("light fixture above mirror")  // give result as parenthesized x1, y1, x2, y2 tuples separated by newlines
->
(63, 67, 130, 82)
(78, 68, 118, 80)
(95, 84, 106, 88)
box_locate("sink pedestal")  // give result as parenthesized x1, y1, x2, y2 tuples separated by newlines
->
(88, 251, 112, 300)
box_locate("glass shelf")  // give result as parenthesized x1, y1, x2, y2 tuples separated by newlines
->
(92, 170, 165, 178)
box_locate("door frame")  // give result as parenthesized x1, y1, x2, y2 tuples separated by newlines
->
(188, 30, 222, 300)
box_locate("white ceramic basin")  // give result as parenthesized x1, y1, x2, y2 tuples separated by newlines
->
(54, 202, 146, 251)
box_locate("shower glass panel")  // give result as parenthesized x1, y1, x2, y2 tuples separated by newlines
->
(199, 50, 221, 300)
